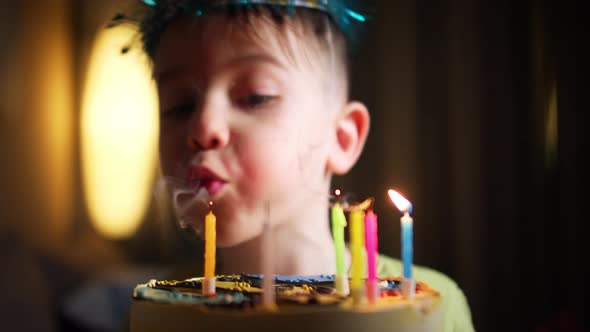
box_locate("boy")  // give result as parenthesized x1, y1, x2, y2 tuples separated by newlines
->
(133, 1, 474, 331)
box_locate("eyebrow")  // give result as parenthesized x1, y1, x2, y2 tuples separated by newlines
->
(155, 54, 286, 86)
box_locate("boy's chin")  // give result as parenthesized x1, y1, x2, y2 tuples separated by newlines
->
(214, 225, 261, 248)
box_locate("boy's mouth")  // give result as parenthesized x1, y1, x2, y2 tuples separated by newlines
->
(187, 166, 227, 196)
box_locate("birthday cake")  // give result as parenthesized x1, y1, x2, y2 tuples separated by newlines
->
(130, 274, 442, 332)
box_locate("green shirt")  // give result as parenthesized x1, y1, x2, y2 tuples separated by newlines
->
(377, 254, 475, 332)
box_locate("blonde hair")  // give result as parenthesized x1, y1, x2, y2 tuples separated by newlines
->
(140, 5, 350, 99)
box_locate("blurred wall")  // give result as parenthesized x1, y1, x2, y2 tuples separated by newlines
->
(1, 2, 74, 330)
(0, 0, 74, 249)
(346, 0, 584, 331)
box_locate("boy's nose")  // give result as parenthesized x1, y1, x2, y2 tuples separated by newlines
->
(187, 110, 229, 151)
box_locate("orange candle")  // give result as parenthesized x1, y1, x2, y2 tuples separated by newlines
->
(203, 201, 216, 296)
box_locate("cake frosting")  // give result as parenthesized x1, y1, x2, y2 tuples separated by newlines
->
(131, 274, 443, 332)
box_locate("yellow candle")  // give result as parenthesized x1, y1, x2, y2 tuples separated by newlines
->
(204, 208, 216, 279)
(203, 202, 216, 296)
(349, 208, 365, 295)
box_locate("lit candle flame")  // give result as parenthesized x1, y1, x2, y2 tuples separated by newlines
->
(388, 189, 413, 214)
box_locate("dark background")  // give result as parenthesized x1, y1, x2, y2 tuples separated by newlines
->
(0, 0, 585, 331)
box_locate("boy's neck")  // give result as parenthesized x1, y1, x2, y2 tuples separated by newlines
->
(219, 200, 336, 276)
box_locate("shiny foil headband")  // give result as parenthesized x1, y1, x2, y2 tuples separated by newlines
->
(138, 0, 370, 47)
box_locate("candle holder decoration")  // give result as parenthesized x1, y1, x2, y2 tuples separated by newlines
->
(387, 189, 415, 299)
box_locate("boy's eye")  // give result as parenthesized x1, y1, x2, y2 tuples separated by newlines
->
(161, 104, 194, 119)
(237, 95, 276, 109)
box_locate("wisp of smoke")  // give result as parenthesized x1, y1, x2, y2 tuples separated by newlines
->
(153, 175, 209, 235)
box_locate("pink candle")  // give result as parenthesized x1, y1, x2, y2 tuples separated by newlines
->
(364, 210, 379, 303)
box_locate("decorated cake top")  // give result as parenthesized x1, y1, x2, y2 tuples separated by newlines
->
(133, 274, 439, 311)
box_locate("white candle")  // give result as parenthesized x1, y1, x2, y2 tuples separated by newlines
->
(261, 204, 277, 309)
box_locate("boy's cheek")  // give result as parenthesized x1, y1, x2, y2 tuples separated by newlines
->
(158, 136, 186, 176)
(238, 145, 293, 193)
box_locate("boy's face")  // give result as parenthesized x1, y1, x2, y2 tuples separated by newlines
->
(154, 15, 340, 246)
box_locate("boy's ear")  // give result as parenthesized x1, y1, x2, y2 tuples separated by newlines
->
(327, 101, 370, 175)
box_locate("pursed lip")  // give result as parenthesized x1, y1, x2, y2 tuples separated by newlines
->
(186, 166, 227, 196)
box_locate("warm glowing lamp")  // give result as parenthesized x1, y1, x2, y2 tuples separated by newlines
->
(81, 25, 159, 239)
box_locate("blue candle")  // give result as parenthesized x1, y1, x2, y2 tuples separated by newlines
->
(400, 212, 413, 279)
(388, 189, 415, 297)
